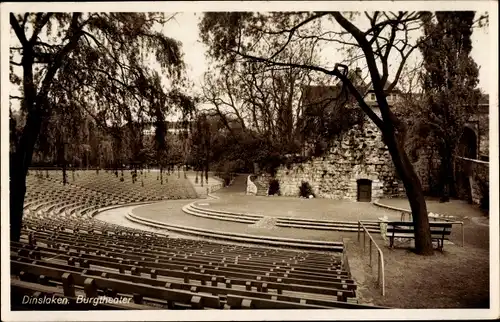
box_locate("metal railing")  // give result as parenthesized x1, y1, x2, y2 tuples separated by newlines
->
(358, 220, 385, 296)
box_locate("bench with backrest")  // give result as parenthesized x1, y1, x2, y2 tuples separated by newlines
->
(19, 233, 348, 284)
(11, 259, 221, 309)
(13, 234, 356, 301)
(386, 221, 453, 250)
(13, 241, 352, 290)
(225, 294, 386, 309)
(11, 279, 151, 310)
(12, 250, 356, 307)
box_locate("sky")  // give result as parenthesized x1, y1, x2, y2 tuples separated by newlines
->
(7, 10, 493, 114)
(163, 12, 491, 94)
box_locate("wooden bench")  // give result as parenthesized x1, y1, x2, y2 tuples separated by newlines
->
(11, 260, 221, 309)
(226, 294, 382, 309)
(12, 244, 357, 300)
(386, 221, 453, 251)
(11, 256, 360, 309)
(11, 279, 150, 310)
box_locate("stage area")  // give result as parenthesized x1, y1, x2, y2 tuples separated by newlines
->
(132, 200, 356, 242)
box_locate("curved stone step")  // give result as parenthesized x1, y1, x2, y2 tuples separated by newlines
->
(187, 203, 381, 233)
(275, 223, 379, 233)
(182, 205, 257, 224)
(190, 204, 263, 219)
(126, 212, 344, 252)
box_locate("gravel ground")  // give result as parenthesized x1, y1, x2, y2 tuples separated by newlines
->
(94, 202, 196, 239)
(133, 200, 355, 242)
(377, 197, 488, 220)
(346, 238, 490, 308)
(207, 175, 401, 222)
(94, 175, 492, 309)
(185, 173, 223, 197)
(377, 198, 490, 250)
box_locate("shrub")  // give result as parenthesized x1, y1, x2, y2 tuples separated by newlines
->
(479, 180, 489, 213)
(222, 173, 231, 186)
(268, 179, 280, 196)
(299, 181, 315, 198)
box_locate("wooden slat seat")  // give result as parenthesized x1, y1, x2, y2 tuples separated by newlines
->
(12, 244, 355, 301)
(12, 242, 353, 288)
(227, 294, 337, 309)
(12, 255, 357, 308)
(386, 221, 453, 251)
(11, 279, 151, 310)
(11, 260, 221, 309)
(17, 235, 345, 280)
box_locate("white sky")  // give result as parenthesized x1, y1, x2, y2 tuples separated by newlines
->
(6, 10, 493, 115)
(0, 4, 498, 322)
(164, 12, 490, 94)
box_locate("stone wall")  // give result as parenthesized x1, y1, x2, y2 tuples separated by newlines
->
(456, 157, 489, 206)
(475, 112, 490, 158)
(254, 109, 489, 202)
(411, 144, 441, 195)
(470, 160, 489, 206)
(264, 117, 404, 200)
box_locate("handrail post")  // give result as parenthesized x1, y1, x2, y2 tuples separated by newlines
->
(363, 229, 366, 253)
(377, 252, 380, 285)
(359, 220, 386, 297)
(461, 223, 464, 247)
(369, 239, 372, 267)
(357, 221, 360, 242)
(381, 253, 385, 296)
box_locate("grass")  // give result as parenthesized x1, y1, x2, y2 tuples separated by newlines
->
(346, 238, 489, 308)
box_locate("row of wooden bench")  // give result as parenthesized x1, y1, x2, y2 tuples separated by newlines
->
(41, 171, 198, 201)
(13, 172, 383, 309)
(11, 255, 375, 309)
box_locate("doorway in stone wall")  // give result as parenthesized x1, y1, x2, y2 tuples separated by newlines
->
(357, 179, 372, 202)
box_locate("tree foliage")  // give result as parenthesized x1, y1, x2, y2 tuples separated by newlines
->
(200, 11, 437, 254)
(418, 11, 481, 201)
(9, 12, 195, 242)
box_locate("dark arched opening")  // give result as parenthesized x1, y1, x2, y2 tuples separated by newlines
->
(458, 127, 478, 159)
(357, 179, 372, 202)
(455, 127, 478, 202)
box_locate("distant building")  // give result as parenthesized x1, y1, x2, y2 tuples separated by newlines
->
(142, 121, 192, 137)
(264, 68, 489, 203)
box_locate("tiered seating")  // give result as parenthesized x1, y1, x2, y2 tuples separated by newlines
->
(11, 228, 374, 309)
(42, 169, 198, 202)
(10, 170, 382, 310)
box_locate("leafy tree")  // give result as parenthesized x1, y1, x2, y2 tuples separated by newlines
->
(9, 12, 191, 242)
(200, 11, 487, 255)
(202, 34, 320, 165)
(418, 12, 481, 202)
(199, 12, 434, 254)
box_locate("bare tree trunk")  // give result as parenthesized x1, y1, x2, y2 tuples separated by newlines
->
(205, 161, 209, 184)
(10, 110, 44, 242)
(63, 163, 67, 185)
(383, 130, 434, 255)
(10, 159, 28, 243)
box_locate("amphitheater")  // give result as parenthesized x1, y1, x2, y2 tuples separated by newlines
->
(11, 168, 471, 310)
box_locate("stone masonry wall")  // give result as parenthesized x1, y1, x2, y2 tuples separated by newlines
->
(255, 110, 488, 201)
(475, 112, 489, 157)
(457, 157, 489, 206)
(268, 117, 404, 200)
(412, 144, 441, 194)
(470, 160, 489, 206)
